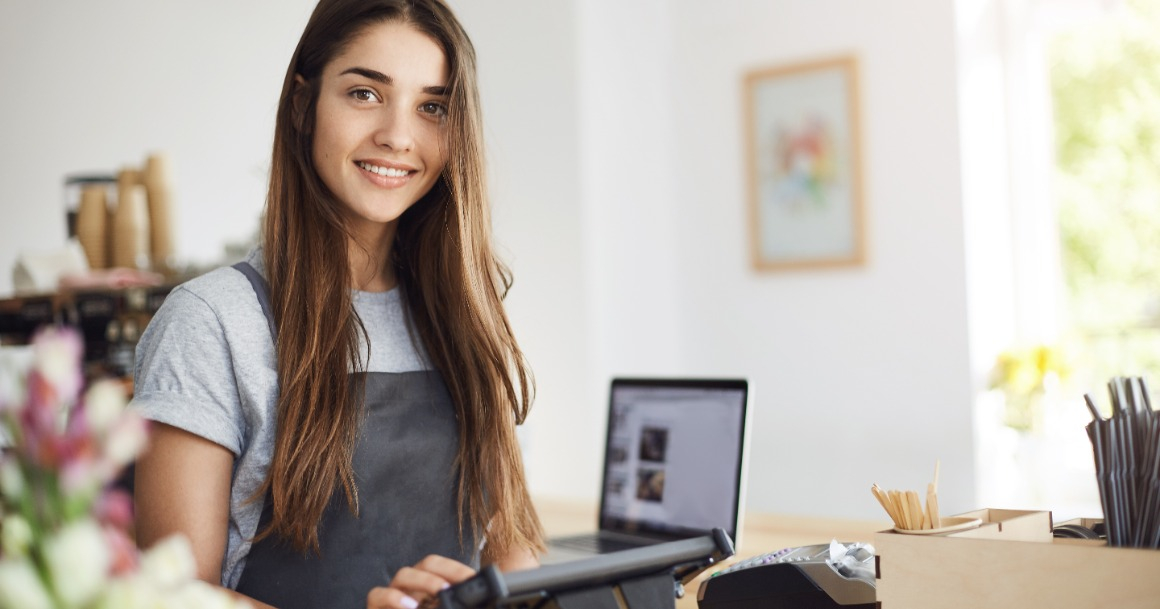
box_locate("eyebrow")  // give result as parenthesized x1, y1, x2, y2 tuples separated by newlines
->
(339, 66, 448, 95)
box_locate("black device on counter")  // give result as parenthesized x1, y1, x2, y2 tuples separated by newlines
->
(696, 542, 876, 609)
(438, 528, 735, 609)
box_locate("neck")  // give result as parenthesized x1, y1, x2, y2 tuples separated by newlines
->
(347, 221, 398, 292)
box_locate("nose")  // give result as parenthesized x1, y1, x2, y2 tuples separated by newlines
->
(373, 104, 415, 152)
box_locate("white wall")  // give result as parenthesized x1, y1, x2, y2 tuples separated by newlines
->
(475, 0, 979, 520)
(445, 1, 600, 500)
(1, 0, 984, 522)
(667, 0, 976, 519)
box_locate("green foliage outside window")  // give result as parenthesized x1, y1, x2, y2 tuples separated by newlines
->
(1051, 0, 1160, 389)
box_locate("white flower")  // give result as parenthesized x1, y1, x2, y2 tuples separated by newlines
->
(140, 534, 197, 590)
(31, 328, 83, 406)
(0, 557, 54, 609)
(104, 411, 150, 469)
(84, 379, 127, 434)
(0, 514, 32, 557)
(0, 459, 22, 501)
(97, 572, 252, 609)
(0, 345, 32, 414)
(94, 575, 157, 609)
(173, 580, 250, 609)
(44, 519, 110, 608)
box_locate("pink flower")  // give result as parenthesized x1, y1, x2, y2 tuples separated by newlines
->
(22, 399, 99, 477)
(95, 489, 135, 531)
(20, 373, 65, 462)
(60, 409, 103, 493)
(60, 459, 102, 497)
(12, 328, 91, 471)
(102, 525, 139, 576)
(17, 404, 66, 469)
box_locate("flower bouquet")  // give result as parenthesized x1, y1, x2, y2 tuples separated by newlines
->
(989, 343, 1071, 432)
(0, 327, 248, 609)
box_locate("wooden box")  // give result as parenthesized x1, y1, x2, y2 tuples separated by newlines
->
(874, 510, 1160, 608)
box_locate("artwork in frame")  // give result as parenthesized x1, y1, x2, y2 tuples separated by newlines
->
(744, 55, 865, 270)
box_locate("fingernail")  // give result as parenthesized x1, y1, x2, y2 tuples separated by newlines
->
(441, 583, 451, 590)
(400, 595, 419, 609)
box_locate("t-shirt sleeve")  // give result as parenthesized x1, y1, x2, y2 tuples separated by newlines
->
(130, 285, 245, 455)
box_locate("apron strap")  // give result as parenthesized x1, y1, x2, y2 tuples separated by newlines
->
(232, 261, 277, 341)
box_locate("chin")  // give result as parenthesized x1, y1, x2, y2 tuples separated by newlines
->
(353, 203, 408, 225)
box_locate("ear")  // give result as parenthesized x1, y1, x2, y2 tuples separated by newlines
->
(290, 74, 312, 134)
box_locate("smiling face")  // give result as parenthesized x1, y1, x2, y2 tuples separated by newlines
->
(311, 19, 450, 242)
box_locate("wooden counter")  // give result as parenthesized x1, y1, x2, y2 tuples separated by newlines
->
(533, 497, 887, 609)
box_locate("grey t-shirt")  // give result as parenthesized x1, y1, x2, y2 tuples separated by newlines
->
(130, 248, 430, 588)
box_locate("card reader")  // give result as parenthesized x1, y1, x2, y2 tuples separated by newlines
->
(697, 542, 876, 609)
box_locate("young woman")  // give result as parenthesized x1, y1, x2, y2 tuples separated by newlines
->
(130, 1, 544, 608)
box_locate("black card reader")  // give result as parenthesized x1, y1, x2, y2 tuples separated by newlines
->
(697, 542, 876, 609)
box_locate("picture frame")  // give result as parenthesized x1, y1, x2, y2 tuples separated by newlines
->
(744, 55, 865, 270)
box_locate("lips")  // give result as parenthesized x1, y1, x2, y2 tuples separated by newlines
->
(356, 160, 413, 177)
(354, 160, 420, 189)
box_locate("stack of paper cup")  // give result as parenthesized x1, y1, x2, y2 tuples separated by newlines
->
(143, 153, 175, 271)
(76, 185, 109, 269)
(112, 168, 151, 270)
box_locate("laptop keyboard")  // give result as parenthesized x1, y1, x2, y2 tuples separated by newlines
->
(552, 534, 647, 554)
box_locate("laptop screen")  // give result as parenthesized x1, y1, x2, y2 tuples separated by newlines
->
(598, 378, 749, 540)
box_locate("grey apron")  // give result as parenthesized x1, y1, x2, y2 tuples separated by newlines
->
(231, 262, 478, 609)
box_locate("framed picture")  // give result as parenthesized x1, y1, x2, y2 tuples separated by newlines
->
(744, 55, 865, 270)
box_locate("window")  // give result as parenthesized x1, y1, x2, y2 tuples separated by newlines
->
(1052, 0, 1160, 389)
(968, 0, 1158, 519)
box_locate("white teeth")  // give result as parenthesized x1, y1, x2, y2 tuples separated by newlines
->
(358, 161, 409, 177)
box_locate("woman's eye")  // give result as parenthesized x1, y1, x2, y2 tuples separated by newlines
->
(350, 89, 379, 103)
(420, 102, 448, 118)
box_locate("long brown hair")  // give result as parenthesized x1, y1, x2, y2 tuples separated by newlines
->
(260, 0, 543, 561)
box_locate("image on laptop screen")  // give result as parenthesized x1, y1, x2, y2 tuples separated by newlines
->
(599, 379, 748, 540)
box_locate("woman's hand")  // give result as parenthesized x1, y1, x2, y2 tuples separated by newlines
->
(366, 555, 476, 609)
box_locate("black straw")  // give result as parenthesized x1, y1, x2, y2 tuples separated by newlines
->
(1084, 377, 1160, 548)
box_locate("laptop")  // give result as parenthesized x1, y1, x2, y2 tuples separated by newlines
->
(544, 378, 750, 563)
